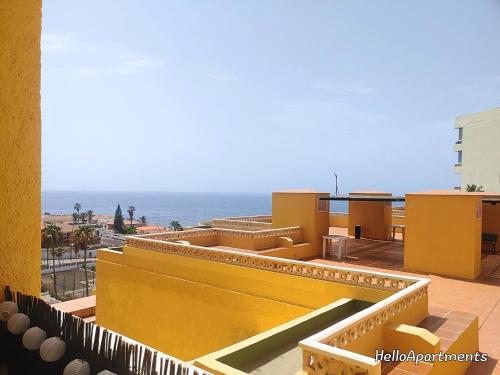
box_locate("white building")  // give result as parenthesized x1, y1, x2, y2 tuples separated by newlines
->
(454, 107, 500, 192)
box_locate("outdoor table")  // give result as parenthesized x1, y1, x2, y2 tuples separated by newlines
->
(322, 235, 348, 259)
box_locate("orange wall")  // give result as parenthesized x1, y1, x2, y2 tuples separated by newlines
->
(348, 193, 392, 240)
(404, 193, 482, 279)
(329, 212, 348, 227)
(272, 191, 330, 255)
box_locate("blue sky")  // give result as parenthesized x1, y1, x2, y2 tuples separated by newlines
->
(42, 0, 500, 194)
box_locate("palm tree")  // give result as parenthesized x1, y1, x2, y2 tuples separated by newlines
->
(127, 206, 136, 227)
(41, 223, 62, 299)
(74, 203, 81, 221)
(139, 215, 147, 225)
(74, 225, 94, 297)
(87, 209, 94, 224)
(72, 212, 79, 229)
(466, 184, 484, 192)
(169, 220, 183, 231)
(80, 212, 87, 224)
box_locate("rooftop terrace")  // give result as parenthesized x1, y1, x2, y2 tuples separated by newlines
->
(307, 227, 500, 375)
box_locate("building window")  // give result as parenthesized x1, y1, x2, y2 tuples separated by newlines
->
(458, 127, 463, 140)
(457, 151, 462, 164)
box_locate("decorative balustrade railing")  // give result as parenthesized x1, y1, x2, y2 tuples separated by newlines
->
(211, 218, 272, 230)
(224, 215, 272, 223)
(139, 226, 301, 241)
(299, 278, 429, 375)
(302, 344, 380, 375)
(126, 236, 420, 293)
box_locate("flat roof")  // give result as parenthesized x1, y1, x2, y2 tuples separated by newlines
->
(273, 189, 329, 194)
(407, 190, 500, 198)
(349, 191, 392, 196)
(320, 195, 405, 202)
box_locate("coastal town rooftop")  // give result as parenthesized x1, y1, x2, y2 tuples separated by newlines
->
(1, 3, 499, 374)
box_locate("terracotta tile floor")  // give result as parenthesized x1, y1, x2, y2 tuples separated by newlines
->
(308, 228, 500, 375)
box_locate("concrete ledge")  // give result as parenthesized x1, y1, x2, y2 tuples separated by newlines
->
(53, 295, 96, 318)
(383, 322, 440, 356)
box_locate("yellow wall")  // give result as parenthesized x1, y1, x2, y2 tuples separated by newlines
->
(330, 212, 404, 231)
(404, 193, 482, 279)
(329, 212, 348, 227)
(344, 293, 428, 357)
(260, 242, 316, 259)
(97, 258, 310, 360)
(0, 0, 42, 299)
(96, 246, 392, 360)
(348, 192, 392, 241)
(272, 191, 330, 256)
(217, 230, 303, 251)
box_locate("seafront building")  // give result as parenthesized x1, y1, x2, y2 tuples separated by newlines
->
(1, 3, 499, 375)
(454, 107, 500, 191)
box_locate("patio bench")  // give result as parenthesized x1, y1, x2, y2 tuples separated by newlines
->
(481, 233, 497, 253)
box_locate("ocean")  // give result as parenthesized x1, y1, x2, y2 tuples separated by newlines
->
(42, 191, 349, 227)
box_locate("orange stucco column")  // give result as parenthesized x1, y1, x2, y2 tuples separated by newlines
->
(404, 191, 482, 279)
(272, 190, 330, 255)
(0, 1, 42, 299)
(347, 191, 392, 241)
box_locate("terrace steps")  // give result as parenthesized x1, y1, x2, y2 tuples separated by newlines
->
(382, 306, 478, 375)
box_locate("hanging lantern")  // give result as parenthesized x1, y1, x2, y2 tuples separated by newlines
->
(0, 301, 18, 321)
(22, 326, 47, 350)
(7, 313, 30, 335)
(97, 371, 117, 375)
(63, 359, 90, 375)
(39, 336, 66, 362)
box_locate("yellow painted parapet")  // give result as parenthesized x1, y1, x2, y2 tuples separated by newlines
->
(348, 191, 392, 241)
(404, 191, 482, 279)
(143, 227, 304, 251)
(272, 190, 330, 256)
(96, 237, 424, 362)
(0, 0, 42, 299)
(383, 323, 440, 355)
(299, 278, 429, 374)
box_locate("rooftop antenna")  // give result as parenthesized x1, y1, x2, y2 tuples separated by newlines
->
(334, 172, 339, 196)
